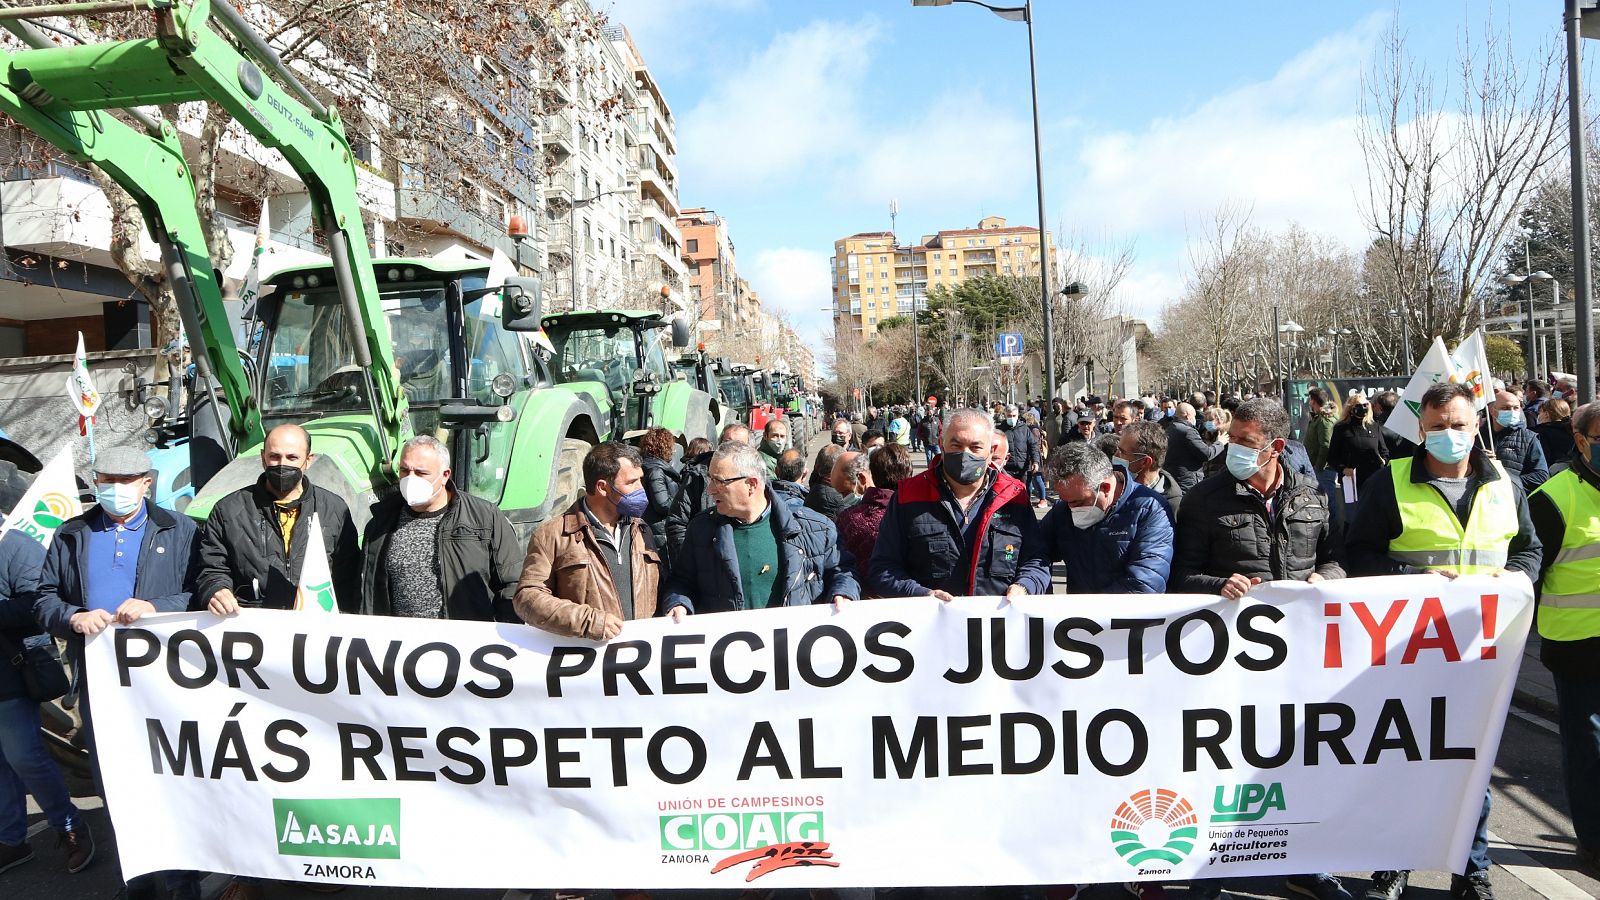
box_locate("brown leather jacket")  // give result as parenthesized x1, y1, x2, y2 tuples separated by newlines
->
(514, 501, 662, 638)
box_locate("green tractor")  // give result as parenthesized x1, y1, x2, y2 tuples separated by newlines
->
(190, 258, 598, 536)
(539, 309, 721, 449)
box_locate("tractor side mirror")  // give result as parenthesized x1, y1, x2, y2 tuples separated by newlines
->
(670, 318, 691, 349)
(500, 277, 544, 332)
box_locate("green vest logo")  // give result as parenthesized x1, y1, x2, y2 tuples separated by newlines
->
(273, 799, 400, 859)
(1109, 789, 1198, 867)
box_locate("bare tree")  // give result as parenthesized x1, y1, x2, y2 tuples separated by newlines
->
(1358, 20, 1566, 354)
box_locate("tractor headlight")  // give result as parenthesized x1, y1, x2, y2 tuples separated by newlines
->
(491, 372, 517, 398)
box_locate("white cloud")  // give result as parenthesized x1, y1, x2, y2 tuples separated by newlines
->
(849, 90, 1033, 208)
(1058, 13, 1390, 318)
(677, 18, 882, 193)
(742, 246, 835, 348)
(599, 0, 765, 76)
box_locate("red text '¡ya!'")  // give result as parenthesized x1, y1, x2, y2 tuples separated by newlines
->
(1322, 594, 1502, 669)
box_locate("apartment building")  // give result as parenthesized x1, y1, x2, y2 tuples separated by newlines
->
(830, 215, 1056, 337)
(610, 26, 690, 313)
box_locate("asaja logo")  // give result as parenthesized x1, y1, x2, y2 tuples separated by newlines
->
(1212, 782, 1286, 823)
(1110, 789, 1199, 868)
(273, 799, 400, 859)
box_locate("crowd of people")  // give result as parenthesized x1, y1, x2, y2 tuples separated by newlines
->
(1, 373, 1598, 900)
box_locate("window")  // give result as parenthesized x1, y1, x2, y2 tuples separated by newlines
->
(687, 238, 699, 252)
(866, 271, 873, 279)
(966, 239, 975, 247)
(458, 109, 474, 135)
(690, 262, 700, 274)
(484, 128, 501, 158)
(934, 269, 942, 276)
(934, 252, 942, 260)
(879, 256, 887, 264)
(1003, 250, 1011, 258)
(979, 238, 987, 246)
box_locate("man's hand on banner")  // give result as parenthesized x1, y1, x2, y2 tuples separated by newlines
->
(930, 589, 956, 603)
(114, 598, 156, 625)
(832, 595, 851, 610)
(598, 613, 624, 640)
(70, 608, 114, 635)
(1220, 573, 1262, 600)
(208, 588, 241, 616)
(1005, 584, 1027, 601)
(668, 606, 686, 623)
(1307, 573, 1325, 584)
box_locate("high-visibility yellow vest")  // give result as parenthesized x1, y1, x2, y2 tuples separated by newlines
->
(1530, 467, 1600, 642)
(1389, 456, 1519, 575)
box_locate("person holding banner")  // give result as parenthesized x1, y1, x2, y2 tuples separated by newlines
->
(515, 441, 663, 639)
(1346, 381, 1542, 900)
(360, 435, 524, 622)
(662, 441, 857, 617)
(869, 408, 1048, 602)
(1487, 388, 1549, 495)
(193, 424, 361, 614)
(1170, 398, 1349, 900)
(32, 446, 195, 900)
(1527, 400, 1600, 874)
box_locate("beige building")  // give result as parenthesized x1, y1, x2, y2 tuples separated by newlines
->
(830, 215, 1055, 337)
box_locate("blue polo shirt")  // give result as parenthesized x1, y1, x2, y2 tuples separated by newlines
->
(85, 502, 147, 612)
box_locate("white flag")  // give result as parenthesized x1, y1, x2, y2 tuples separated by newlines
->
(1383, 336, 1453, 441)
(1450, 329, 1493, 410)
(238, 206, 270, 312)
(65, 332, 100, 420)
(292, 512, 339, 614)
(0, 448, 82, 546)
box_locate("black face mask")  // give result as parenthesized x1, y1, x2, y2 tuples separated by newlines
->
(942, 450, 988, 485)
(832, 433, 848, 446)
(1350, 406, 1369, 418)
(263, 464, 304, 495)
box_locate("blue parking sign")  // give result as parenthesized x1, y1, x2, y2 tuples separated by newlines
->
(995, 332, 1024, 358)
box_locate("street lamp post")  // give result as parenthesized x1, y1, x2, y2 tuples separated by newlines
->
(912, 0, 1056, 398)
(568, 188, 627, 310)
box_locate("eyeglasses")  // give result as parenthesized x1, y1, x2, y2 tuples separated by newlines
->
(710, 474, 751, 487)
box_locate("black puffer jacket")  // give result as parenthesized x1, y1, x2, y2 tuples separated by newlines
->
(193, 474, 362, 611)
(1162, 419, 1220, 491)
(1491, 423, 1550, 493)
(1172, 462, 1344, 593)
(641, 455, 679, 549)
(360, 490, 524, 622)
(665, 451, 713, 555)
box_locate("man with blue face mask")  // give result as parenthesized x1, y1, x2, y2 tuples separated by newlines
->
(33, 446, 197, 899)
(516, 441, 662, 639)
(869, 408, 1048, 601)
(1347, 381, 1541, 900)
(1489, 387, 1549, 494)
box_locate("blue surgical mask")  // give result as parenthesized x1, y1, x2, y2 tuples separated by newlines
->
(1424, 428, 1476, 464)
(1495, 409, 1521, 428)
(1204, 420, 1217, 433)
(95, 481, 144, 517)
(615, 487, 648, 519)
(1225, 442, 1267, 481)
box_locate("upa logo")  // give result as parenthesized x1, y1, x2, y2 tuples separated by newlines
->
(273, 799, 400, 859)
(1212, 782, 1287, 823)
(1110, 789, 1199, 870)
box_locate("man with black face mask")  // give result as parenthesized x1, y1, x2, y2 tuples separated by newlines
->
(194, 424, 361, 613)
(868, 408, 1048, 601)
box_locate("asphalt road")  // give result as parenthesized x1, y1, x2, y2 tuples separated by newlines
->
(9, 434, 1597, 899)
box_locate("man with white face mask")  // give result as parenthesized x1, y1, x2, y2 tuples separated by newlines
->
(360, 435, 523, 621)
(1037, 444, 1173, 593)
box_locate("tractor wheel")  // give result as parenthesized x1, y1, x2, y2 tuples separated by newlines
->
(552, 437, 589, 512)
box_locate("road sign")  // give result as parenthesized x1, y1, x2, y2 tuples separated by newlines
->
(996, 332, 1024, 358)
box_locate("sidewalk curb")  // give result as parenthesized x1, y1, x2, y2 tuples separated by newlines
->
(1511, 686, 1559, 721)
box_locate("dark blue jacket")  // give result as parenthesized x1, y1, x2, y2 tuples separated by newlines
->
(1491, 422, 1550, 494)
(771, 479, 809, 510)
(1039, 479, 1173, 594)
(0, 530, 47, 701)
(663, 487, 859, 615)
(869, 461, 1050, 597)
(33, 501, 198, 693)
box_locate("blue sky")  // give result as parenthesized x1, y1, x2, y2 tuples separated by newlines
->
(602, 0, 1563, 356)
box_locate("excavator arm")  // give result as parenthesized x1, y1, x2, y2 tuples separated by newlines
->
(0, 16, 264, 452)
(3, 0, 407, 464)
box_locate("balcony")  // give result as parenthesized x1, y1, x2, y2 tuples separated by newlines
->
(543, 169, 576, 202)
(849, 302, 862, 315)
(540, 75, 572, 111)
(637, 164, 677, 204)
(397, 188, 516, 257)
(965, 253, 997, 265)
(540, 116, 575, 158)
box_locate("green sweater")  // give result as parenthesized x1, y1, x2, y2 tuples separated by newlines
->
(730, 506, 782, 609)
(1305, 411, 1334, 471)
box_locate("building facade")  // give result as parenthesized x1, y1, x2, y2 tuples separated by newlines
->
(830, 215, 1056, 337)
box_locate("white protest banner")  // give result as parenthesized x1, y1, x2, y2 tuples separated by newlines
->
(0, 447, 82, 545)
(85, 575, 1529, 890)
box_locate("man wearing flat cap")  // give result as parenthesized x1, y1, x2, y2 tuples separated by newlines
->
(33, 446, 198, 899)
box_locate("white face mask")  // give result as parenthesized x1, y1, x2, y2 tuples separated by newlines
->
(399, 474, 441, 508)
(96, 481, 145, 517)
(1069, 502, 1107, 528)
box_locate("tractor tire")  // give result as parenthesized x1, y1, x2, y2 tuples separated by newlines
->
(552, 437, 589, 514)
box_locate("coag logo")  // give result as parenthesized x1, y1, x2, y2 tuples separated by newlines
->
(1211, 782, 1286, 823)
(660, 811, 823, 852)
(1109, 789, 1198, 868)
(273, 799, 400, 859)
